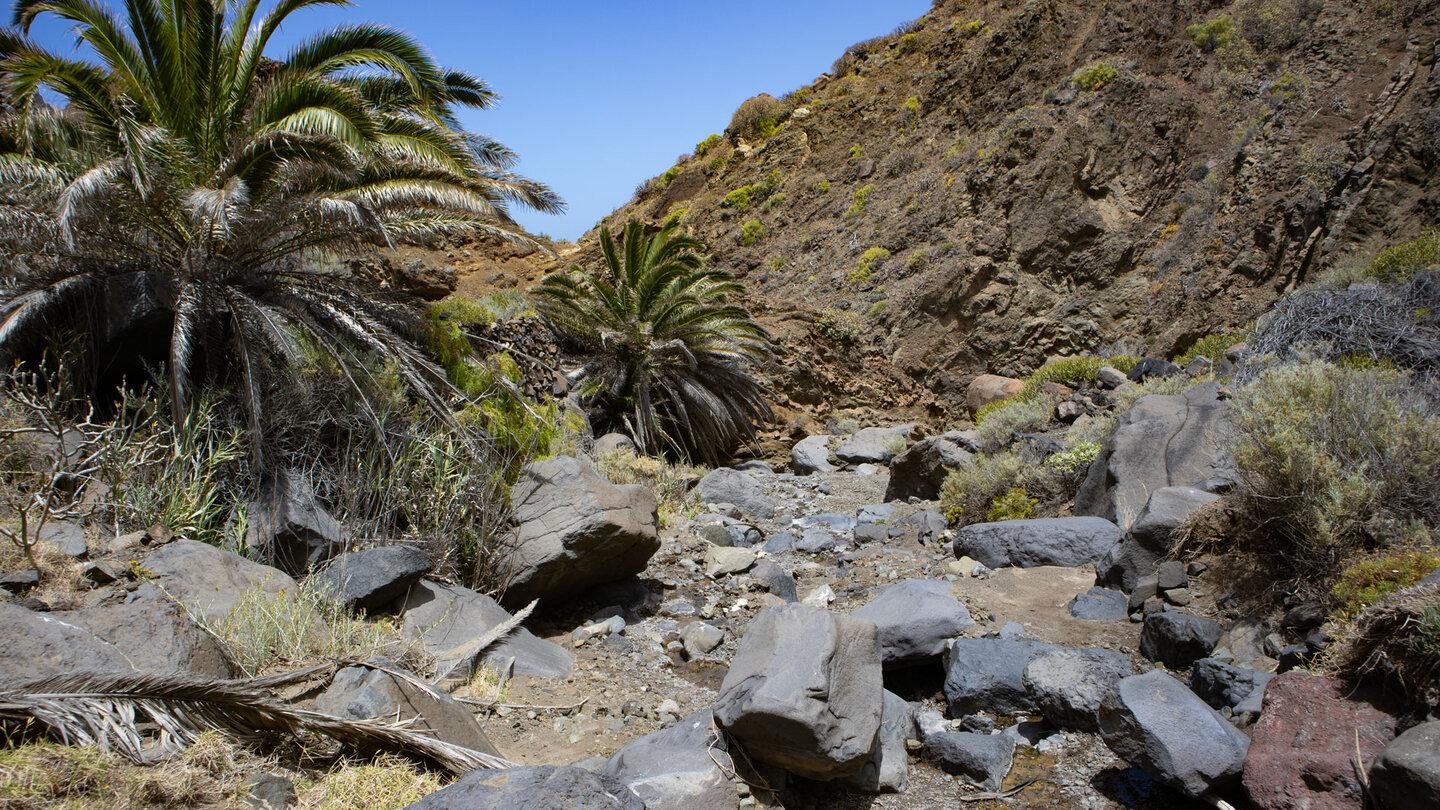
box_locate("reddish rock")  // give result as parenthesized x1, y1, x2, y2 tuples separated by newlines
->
(966, 375, 1024, 416)
(1242, 672, 1398, 810)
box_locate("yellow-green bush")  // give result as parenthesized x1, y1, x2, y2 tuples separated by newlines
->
(1175, 331, 1248, 368)
(593, 448, 706, 526)
(728, 94, 788, 141)
(849, 247, 890, 284)
(1045, 441, 1101, 473)
(1074, 63, 1118, 91)
(976, 394, 1055, 452)
(723, 185, 757, 211)
(815, 309, 866, 344)
(1331, 551, 1440, 618)
(1186, 14, 1235, 51)
(1230, 360, 1440, 574)
(695, 134, 722, 156)
(740, 219, 765, 246)
(987, 487, 1037, 522)
(940, 450, 1038, 525)
(1364, 229, 1440, 282)
(846, 183, 876, 218)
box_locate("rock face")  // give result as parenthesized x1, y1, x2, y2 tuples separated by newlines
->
(1369, 721, 1440, 810)
(143, 539, 297, 625)
(696, 467, 776, 520)
(0, 602, 136, 682)
(602, 710, 737, 810)
(1140, 611, 1223, 668)
(315, 663, 499, 755)
(1098, 487, 1220, 591)
(844, 691, 916, 794)
(407, 765, 643, 810)
(1098, 670, 1250, 797)
(883, 437, 973, 501)
(504, 456, 660, 606)
(1242, 673, 1398, 810)
(966, 375, 1024, 417)
(713, 604, 883, 780)
(791, 435, 836, 475)
(63, 592, 236, 679)
(308, 545, 430, 613)
(400, 580, 572, 680)
(953, 517, 1122, 569)
(1076, 383, 1233, 530)
(835, 425, 913, 465)
(243, 475, 347, 575)
(1022, 648, 1134, 732)
(850, 579, 973, 666)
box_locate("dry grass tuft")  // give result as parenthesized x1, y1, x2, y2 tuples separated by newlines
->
(296, 755, 443, 810)
(1326, 583, 1440, 709)
(206, 583, 406, 676)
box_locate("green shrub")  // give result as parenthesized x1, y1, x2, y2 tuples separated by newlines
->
(1365, 229, 1440, 282)
(728, 94, 788, 140)
(904, 249, 926, 272)
(1175, 332, 1248, 368)
(815, 309, 866, 344)
(209, 583, 394, 676)
(1230, 360, 1440, 575)
(723, 185, 756, 211)
(1332, 551, 1440, 618)
(705, 155, 727, 176)
(867, 299, 887, 317)
(976, 394, 1055, 452)
(1271, 70, 1306, 101)
(846, 183, 876, 218)
(849, 247, 890, 284)
(940, 450, 1037, 525)
(1074, 63, 1118, 91)
(987, 487, 1038, 522)
(695, 134, 723, 156)
(849, 145, 863, 159)
(1045, 441, 1102, 474)
(758, 192, 787, 214)
(959, 19, 987, 38)
(741, 219, 765, 246)
(903, 96, 921, 114)
(899, 32, 920, 53)
(660, 165, 682, 187)
(813, 180, 831, 192)
(1186, 14, 1235, 51)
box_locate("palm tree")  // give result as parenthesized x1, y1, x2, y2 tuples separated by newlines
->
(0, 0, 563, 464)
(534, 220, 771, 465)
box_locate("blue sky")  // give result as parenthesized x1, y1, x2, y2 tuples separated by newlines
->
(16, 0, 932, 240)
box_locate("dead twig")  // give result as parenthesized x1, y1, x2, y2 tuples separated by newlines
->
(457, 695, 589, 714)
(958, 777, 1040, 802)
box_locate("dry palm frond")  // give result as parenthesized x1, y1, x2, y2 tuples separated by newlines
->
(0, 670, 515, 775)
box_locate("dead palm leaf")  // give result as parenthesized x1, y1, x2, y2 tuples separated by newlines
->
(0, 670, 515, 775)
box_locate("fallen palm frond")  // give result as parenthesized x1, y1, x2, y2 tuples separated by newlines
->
(0, 671, 515, 775)
(430, 598, 537, 683)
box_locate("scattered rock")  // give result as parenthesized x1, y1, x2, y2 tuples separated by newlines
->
(1188, 658, 1273, 712)
(704, 546, 756, 578)
(1098, 670, 1250, 797)
(1141, 611, 1223, 668)
(308, 545, 430, 613)
(792, 436, 836, 475)
(400, 580, 572, 680)
(1242, 672, 1398, 810)
(883, 437, 973, 501)
(967, 375, 1024, 417)
(504, 456, 660, 606)
(603, 710, 737, 810)
(1369, 720, 1440, 810)
(696, 468, 776, 521)
(143, 539, 298, 625)
(954, 517, 1123, 569)
(1023, 648, 1134, 732)
(922, 730, 1015, 791)
(315, 662, 499, 755)
(1068, 587, 1129, 622)
(835, 425, 913, 465)
(1097, 366, 1128, 389)
(713, 604, 883, 779)
(1155, 561, 1187, 591)
(1126, 358, 1182, 382)
(407, 765, 643, 810)
(0, 568, 40, 593)
(944, 638, 1119, 715)
(752, 559, 798, 603)
(851, 578, 974, 666)
(243, 773, 296, 810)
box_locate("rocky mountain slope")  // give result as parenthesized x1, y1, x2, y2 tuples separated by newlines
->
(539, 0, 1438, 423)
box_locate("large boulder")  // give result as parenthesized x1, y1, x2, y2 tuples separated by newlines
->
(835, 425, 914, 465)
(850, 579, 974, 666)
(713, 604, 883, 780)
(308, 545, 430, 613)
(919, 724, 1015, 791)
(953, 517, 1123, 569)
(843, 691, 916, 794)
(884, 437, 973, 502)
(62, 592, 236, 679)
(696, 467, 776, 521)
(503, 456, 659, 606)
(1098, 487, 1221, 591)
(0, 602, 136, 683)
(400, 580, 572, 680)
(1370, 721, 1440, 810)
(791, 435, 836, 475)
(1242, 672, 1398, 810)
(1098, 670, 1250, 797)
(966, 375, 1024, 416)
(316, 662, 499, 755)
(242, 475, 347, 575)
(1140, 611, 1223, 668)
(943, 638, 1124, 716)
(602, 710, 737, 810)
(1188, 658, 1273, 712)
(1076, 382, 1233, 530)
(1022, 648, 1134, 732)
(406, 765, 643, 810)
(143, 539, 297, 625)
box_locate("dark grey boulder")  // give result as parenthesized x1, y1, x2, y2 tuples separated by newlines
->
(1141, 611, 1223, 668)
(796, 529, 839, 553)
(752, 559, 798, 603)
(65, 590, 236, 679)
(242, 475, 347, 575)
(406, 765, 643, 810)
(1098, 670, 1250, 797)
(836, 425, 914, 465)
(0, 601, 135, 683)
(954, 517, 1123, 569)
(923, 730, 1014, 791)
(897, 510, 947, 544)
(851, 579, 974, 666)
(696, 468, 775, 521)
(843, 690, 916, 794)
(1022, 648, 1134, 732)
(316, 662, 499, 755)
(792, 435, 835, 475)
(1076, 382, 1233, 530)
(884, 437, 972, 501)
(944, 638, 1057, 715)
(602, 710, 737, 810)
(713, 604, 883, 780)
(143, 539, 298, 625)
(308, 545, 430, 613)
(1188, 658, 1273, 712)
(400, 580, 572, 680)
(763, 532, 796, 553)
(1155, 561, 1187, 591)
(504, 456, 659, 606)
(37, 521, 87, 559)
(1369, 720, 1440, 810)
(1068, 587, 1129, 622)
(1126, 357, 1182, 382)
(1098, 487, 1220, 591)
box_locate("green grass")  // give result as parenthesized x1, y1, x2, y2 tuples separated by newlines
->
(1332, 551, 1440, 618)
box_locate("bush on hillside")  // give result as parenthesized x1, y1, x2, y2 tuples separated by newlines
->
(1175, 331, 1249, 368)
(727, 94, 788, 142)
(1186, 15, 1235, 52)
(1365, 229, 1440, 282)
(976, 395, 1056, 452)
(1074, 63, 1118, 91)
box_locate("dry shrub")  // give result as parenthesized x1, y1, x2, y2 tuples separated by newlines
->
(1327, 583, 1440, 709)
(592, 448, 705, 526)
(726, 94, 788, 142)
(939, 450, 1056, 526)
(207, 583, 405, 676)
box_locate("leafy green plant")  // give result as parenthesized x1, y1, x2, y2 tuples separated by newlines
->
(758, 192, 787, 214)
(986, 487, 1038, 522)
(1045, 441, 1101, 474)
(849, 248, 890, 285)
(1331, 552, 1440, 618)
(534, 221, 771, 464)
(696, 134, 723, 156)
(723, 186, 756, 211)
(1186, 15, 1235, 51)
(1074, 63, 1119, 91)
(959, 20, 987, 38)
(813, 180, 832, 193)
(903, 96, 921, 114)
(660, 165, 683, 187)
(741, 219, 765, 246)
(846, 184, 877, 218)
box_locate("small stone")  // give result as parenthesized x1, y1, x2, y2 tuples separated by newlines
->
(680, 622, 725, 658)
(705, 546, 757, 578)
(244, 773, 296, 809)
(1155, 561, 1187, 590)
(656, 699, 681, 716)
(1164, 587, 1194, 606)
(802, 584, 835, 607)
(1187, 562, 1208, 576)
